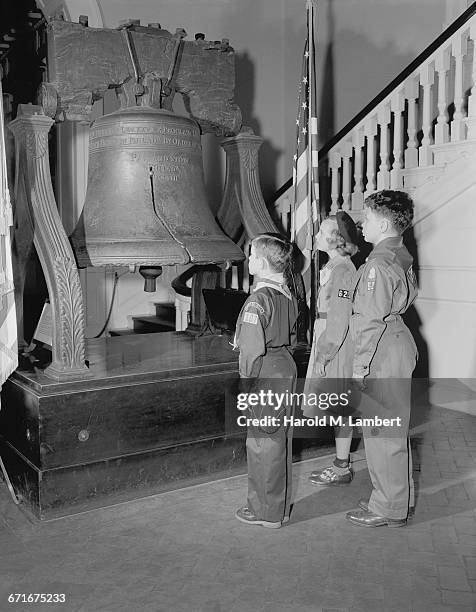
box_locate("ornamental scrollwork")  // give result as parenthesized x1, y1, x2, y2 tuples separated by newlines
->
(53, 256, 86, 367)
(26, 131, 49, 160)
(241, 148, 258, 172)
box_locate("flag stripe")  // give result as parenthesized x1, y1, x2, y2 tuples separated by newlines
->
(291, 1, 320, 310)
(0, 77, 18, 386)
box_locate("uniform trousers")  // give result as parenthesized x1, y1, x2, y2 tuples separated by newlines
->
(246, 347, 296, 523)
(362, 322, 417, 519)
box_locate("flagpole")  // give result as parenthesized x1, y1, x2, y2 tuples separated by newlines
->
(307, 0, 320, 330)
(307, 0, 314, 328)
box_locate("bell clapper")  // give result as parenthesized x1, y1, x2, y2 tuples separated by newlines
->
(139, 266, 163, 293)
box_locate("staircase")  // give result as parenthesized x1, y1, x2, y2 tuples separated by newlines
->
(109, 302, 176, 336)
(273, 3, 476, 378)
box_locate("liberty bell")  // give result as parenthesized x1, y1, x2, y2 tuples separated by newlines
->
(70, 76, 244, 281)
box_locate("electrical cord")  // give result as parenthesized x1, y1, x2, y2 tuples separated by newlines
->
(93, 271, 128, 338)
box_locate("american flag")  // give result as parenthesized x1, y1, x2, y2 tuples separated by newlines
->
(0, 79, 16, 386)
(0, 77, 19, 502)
(291, 0, 320, 309)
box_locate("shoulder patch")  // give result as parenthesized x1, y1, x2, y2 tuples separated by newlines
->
(367, 267, 376, 292)
(243, 312, 259, 325)
(407, 266, 417, 286)
(338, 289, 350, 299)
(245, 300, 265, 315)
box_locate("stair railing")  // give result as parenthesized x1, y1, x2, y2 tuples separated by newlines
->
(271, 3, 476, 218)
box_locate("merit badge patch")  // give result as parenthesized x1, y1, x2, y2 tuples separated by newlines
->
(338, 289, 350, 299)
(243, 312, 259, 325)
(367, 267, 376, 292)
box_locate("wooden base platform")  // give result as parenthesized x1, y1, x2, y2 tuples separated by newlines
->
(0, 332, 325, 520)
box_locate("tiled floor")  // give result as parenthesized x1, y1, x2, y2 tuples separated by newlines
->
(1, 388, 476, 612)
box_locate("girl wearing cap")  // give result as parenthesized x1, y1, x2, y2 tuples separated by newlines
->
(304, 211, 358, 485)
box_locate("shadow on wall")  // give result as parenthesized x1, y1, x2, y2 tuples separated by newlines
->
(319, 0, 335, 147)
(318, 0, 336, 213)
(327, 28, 415, 135)
(403, 226, 429, 380)
(234, 51, 282, 205)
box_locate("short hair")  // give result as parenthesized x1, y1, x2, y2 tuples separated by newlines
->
(252, 233, 294, 274)
(324, 216, 359, 257)
(364, 190, 414, 234)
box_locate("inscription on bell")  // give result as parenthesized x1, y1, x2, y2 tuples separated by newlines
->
(92, 125, 197, 138)
(127, 153, 191, 182)
(90, 132, 200, 151)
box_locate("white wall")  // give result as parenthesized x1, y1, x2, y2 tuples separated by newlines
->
(406, 147, 476, 378)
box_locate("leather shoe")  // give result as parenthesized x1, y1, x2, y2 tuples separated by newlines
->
(346, 509, 407, 528)
(358, 498, 414, 517)
(309, 465, 353, 486)
(235, 506, 282, 529)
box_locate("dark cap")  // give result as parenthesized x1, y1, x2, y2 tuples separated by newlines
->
(336, 210, 358, 247)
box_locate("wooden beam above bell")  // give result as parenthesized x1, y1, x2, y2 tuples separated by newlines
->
(46, 20, 242, 135)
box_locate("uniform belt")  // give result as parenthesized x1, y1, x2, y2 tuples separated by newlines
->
(317, 312, 327, 319)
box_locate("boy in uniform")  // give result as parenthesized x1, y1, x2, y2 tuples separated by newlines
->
(233, 234, 298, 529)
(346, 190, 418, 528)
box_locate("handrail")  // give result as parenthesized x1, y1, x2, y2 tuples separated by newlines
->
(270, 1, 476, 205)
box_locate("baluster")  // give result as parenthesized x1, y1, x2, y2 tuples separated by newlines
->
(434, 47, 451, 144)
(221, 266, 227, 287)
(419, 62, 435, 166)
(404, 76, 419, 168)
(465, 21, 476, 139)
(376, 104, 391, 189)
(243, 262, 250, 293)
(451, 33, 468, 142)
(390, 90, 405, 188)
(341, 141, 352, 210)
(364, 116, 377, 196)
(276, 195, 290, 235)
(330, 149, 340, 213)
(232, 265, 239, 289)
(351, 127, 364, 210)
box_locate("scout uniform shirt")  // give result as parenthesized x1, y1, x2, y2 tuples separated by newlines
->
(350, 236, 418, 378)
(234, 277, 298, 379)
(314, 255, 356, 369)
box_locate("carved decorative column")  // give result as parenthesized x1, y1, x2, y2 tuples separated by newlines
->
(9, 105, 88, 380)
(218, 129, 277, 241)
